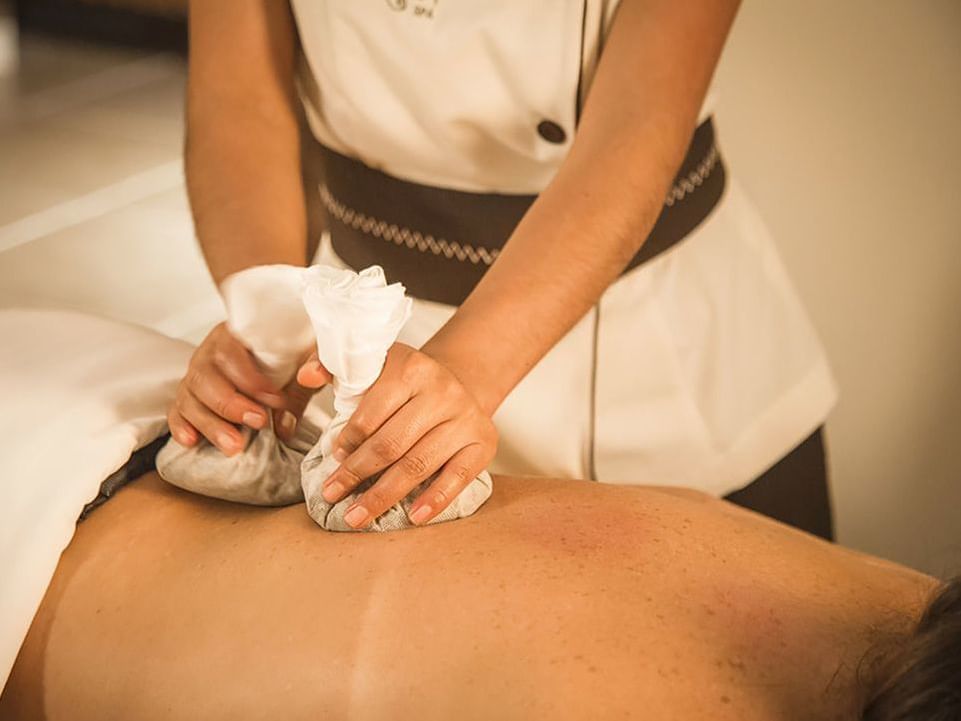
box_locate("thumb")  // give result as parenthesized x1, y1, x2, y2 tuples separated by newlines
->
(274, 375, 322, 442)
(296, 351, 333, 389)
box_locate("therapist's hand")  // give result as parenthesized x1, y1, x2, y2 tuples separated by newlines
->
(168, 322, 330, 456)
(305, 342, 497, 528)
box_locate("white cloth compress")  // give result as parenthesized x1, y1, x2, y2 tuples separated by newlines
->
(298, 266, 492, 531)
(156, 264, 492, 531)
(155, 266, 317, 506)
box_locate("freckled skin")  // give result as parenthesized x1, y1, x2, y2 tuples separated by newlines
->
(0, 473, 936, 721)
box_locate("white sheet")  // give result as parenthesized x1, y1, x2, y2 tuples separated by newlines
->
(0, 309, 191, 690)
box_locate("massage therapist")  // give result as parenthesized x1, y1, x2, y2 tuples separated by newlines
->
(167, 1, 837, 537)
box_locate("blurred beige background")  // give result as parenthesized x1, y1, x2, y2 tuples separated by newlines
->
(716, 1, 961, 574)
(0, 2, 958, 573)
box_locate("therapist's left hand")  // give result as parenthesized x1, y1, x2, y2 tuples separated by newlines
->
(297, 342, 498, 528)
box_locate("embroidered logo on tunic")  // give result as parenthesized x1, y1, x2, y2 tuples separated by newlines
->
(385, 0, 438, 19)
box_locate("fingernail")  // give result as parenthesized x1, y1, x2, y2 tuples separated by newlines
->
(332, 447, 348, 463)
(217, 432, 238, 453)
(410, 505, 432, 525)
(322, 480, 345, 503)
(280, 411, 296, 437)
(242, 411, 265, 429)
(343, 504, 369, 528)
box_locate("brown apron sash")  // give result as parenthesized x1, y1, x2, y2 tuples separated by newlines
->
(319, 117, 726, 306)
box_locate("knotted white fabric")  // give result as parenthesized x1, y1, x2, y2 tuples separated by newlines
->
(156, 263, 493, 531)
(299, 265, 493, 531)
(155, 265, 319, 505)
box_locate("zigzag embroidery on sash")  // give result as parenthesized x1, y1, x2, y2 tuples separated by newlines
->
(664, 143, 719, 208)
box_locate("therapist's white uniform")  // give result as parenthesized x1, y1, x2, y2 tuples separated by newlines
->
(290, 0, 838, 496)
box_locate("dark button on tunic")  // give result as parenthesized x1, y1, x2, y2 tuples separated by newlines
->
(536, 120, 567, 144)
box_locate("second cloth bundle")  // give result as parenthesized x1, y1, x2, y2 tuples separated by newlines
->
(156, 263, 493, 531)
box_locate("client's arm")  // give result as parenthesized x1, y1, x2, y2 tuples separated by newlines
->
(1, 474, 937, 721)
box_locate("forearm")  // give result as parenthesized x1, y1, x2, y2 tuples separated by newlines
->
(424, 0, 740, 413)
(185, 0, 306, 288)
(186, 118, 307, 285)
(186, 114, 306, 287)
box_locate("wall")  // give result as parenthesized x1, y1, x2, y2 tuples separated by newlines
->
(714, 1, 961, 574)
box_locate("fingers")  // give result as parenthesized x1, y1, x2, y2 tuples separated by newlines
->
(209, 330, 285, 409)
(166, 406, 199, 447)
(321, 397, 445, 502)
(307, 342, 498, 530)
(188, 364, 268, 430)
(338, 422, 463, 529)
(168, 322, 291, 450)
(173, 388, 244, 456)
(327, 343, 425, 460)
(406, 444, 491, 525)
(331, 377, 413, 461)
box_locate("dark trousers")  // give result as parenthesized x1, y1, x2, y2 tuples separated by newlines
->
(723, 428, 834, 541)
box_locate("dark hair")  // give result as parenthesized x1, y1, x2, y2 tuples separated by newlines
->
(862, 576, 961, 720)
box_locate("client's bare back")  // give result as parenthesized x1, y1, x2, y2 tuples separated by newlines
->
(1, 473, 935, 721)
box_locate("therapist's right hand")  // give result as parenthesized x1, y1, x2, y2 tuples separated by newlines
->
(167, 322, 311, 456)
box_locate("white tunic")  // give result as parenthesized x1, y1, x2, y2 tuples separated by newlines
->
(292, 0, 838, 495)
